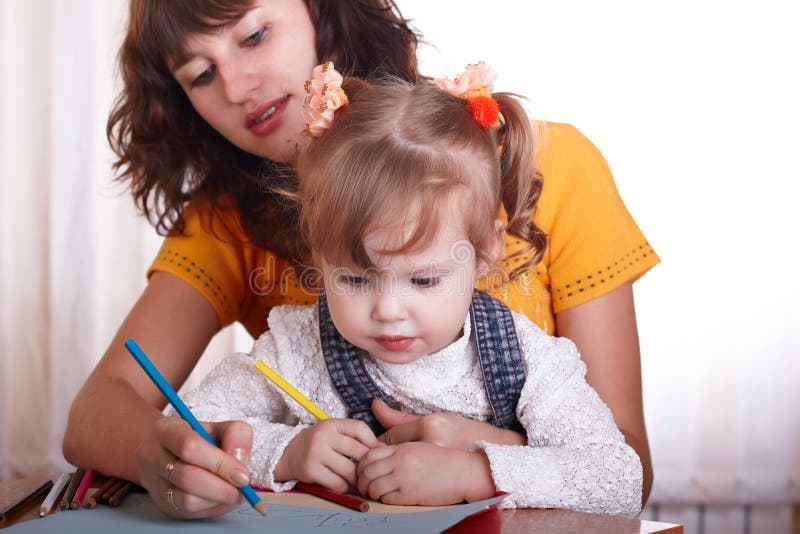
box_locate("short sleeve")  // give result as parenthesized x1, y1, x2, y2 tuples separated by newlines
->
(147, 200, 250, 329)
(535, 123, 660, 313)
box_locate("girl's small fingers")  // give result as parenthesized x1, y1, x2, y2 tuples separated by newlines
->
(358, 444, 396, 470)
(357, 456, 394, 496)
(332, 435, 371, 462)
(308, 467, 351, 494)
(336, 419, 379, 448)
(377, 490, 406, 505)
(363, 472, 399, 502)
(323, 451, 359, 488)
(377, 422, 420, 445)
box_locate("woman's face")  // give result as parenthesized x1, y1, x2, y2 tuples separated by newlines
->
(171, 0, 318, 163)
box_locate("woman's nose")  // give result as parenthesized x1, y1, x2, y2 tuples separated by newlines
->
(217, 59, 260, 104)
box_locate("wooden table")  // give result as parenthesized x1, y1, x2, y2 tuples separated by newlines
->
(1, 477, 682, 532)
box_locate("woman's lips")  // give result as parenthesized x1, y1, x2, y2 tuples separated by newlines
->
(246, 97, 289, 136)
(374, 336, 415, 352)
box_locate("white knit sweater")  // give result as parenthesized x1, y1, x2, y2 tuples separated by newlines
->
(182, 304, 642, 516)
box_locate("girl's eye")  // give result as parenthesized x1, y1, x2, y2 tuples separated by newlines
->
(412, 277, 440, 288)
(242, 26, 268, 46)
(190, 65, 216, 88)
(341, 275, 368, 286)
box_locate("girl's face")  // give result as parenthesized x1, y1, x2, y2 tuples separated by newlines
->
(322, 218, 480, 365)
(170, 0, 317, 163)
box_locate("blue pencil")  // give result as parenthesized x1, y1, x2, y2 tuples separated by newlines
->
(124, 338, 266, 516)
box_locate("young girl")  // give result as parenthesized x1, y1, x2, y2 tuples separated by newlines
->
(64, 0, 658, 519)
(179, 63, 642, 517)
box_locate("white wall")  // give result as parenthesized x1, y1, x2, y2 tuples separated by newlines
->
(397, 0, 799, 503)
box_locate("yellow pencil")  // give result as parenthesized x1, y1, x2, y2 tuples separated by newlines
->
(254, 360, 330, 420)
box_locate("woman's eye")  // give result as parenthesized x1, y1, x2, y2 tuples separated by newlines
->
(190, 65, 215, 88)
(242, 26, 267, 46)
(412, 277, 440, 288)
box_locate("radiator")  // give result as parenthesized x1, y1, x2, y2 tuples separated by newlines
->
(640, 503, 799, 534)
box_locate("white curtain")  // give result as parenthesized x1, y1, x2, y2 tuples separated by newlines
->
(1, 0, 797, 508)
(0, 0, 249, 480)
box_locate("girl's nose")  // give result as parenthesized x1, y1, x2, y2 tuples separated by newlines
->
(371, 289, 407, 323)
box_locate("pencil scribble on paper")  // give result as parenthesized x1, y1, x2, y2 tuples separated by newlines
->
(235, 505, 390, 528)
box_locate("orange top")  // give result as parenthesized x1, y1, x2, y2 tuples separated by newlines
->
(148, 122, 659, 338)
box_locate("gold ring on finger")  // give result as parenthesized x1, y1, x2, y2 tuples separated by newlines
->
(165, 486, 179, 511)
(162, 459, 176, 483)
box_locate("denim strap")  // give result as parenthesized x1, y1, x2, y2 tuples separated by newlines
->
(318, 289, 525, 435)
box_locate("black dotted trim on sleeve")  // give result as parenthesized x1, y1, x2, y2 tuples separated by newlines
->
(155, 248, 234, 318)
(556, 242, 655, 301)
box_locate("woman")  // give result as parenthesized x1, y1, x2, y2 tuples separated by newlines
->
(63, 0, 658, 519)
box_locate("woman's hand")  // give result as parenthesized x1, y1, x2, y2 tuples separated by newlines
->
(136, 417, 253, 519)
(274, 419, 378, 493)
(371, 398, 526, 450)
(357, 442, 495, 505)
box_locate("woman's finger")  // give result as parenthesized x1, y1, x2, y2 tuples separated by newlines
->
(215, 420, 254, 466)
(159, 455, 241, 504)
(157, 482, 243, 518)
(160, 419, 252, 489)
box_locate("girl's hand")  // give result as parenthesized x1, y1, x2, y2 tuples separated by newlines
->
(275, 419, 378, 493)
(136, 417, 254, 519)
(371, 398, 526, 450)
(356, 442, 496, 505)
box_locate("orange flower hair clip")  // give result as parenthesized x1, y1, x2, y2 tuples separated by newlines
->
(303, 61, 349, 137)
(434, 61, 500, 128)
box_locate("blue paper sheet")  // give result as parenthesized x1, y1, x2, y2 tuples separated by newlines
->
(9, 493, 506, 533)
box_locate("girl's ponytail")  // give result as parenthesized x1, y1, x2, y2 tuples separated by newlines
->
(494, 93, 547, 279)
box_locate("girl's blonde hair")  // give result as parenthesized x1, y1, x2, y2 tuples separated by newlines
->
(297, 77, 546, 280)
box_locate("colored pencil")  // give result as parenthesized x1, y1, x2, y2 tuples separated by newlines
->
(254, 360, 331, 420)
(39, 473, 70, 517)
(0, 479, 53, 525)
(60, 468, 84, 510)
(101, 479, 127, 503)
(295, 482, 370, 513)
(70, 469, 94, 509)
(252, 362, 373, 512)
(108, 481, 135, 507)
(124, 338, 266, 516)
(256, 360, 369, 512)
(86, 477, 119, 508)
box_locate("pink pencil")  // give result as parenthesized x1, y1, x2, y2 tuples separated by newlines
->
(70, 469, 94, 509)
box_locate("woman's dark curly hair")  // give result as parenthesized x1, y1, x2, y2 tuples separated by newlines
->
(108, 0, 421, 265)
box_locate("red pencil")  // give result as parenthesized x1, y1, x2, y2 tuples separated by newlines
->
(70, 469, 94, 509)
(295, 482, 369, 513)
